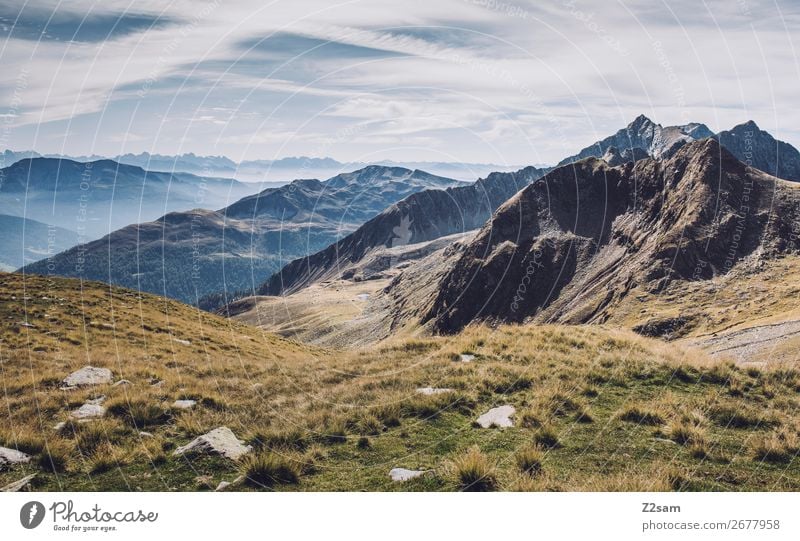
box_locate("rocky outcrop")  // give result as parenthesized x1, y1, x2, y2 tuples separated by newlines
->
(406, 139, 800, 333)
(714, 120, 800, 182)
(173, 427, 251, 460)
(63, 366, 112, 387)
(558, 115, 714, 165)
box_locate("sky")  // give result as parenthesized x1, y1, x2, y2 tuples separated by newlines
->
(1, 0, 799, 167)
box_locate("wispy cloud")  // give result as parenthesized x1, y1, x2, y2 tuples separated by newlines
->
(2, 0, 799, 164)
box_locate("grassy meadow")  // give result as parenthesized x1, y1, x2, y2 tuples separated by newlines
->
(1, 273, 799, 491)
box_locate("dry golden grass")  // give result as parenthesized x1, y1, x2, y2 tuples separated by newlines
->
(1, 273, 799, 491)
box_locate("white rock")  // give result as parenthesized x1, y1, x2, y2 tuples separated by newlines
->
(172, 399, 197, 410)
(139, 432, 154, 438)
(476, 405, 515, 428)
(416, 387, 453, 396)
(173, 427, 251, 460)
(1, 473, 36, 492)
(63, 366, 112, 387)
(0, 447, 31, 468)
(355, 293, 370, 301)
(70, 403, 106, 420)
(215, 481, 231, 491)
(459, 354, 475, 363)
(53, 422, 66, 431)
(389, 468, 427, 482)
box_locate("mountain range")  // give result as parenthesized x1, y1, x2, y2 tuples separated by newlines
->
(2, 149, 528, 183)
(0, 158, 269, 242)
(21, 166, 463, 303)
(14, 115, 800, 311)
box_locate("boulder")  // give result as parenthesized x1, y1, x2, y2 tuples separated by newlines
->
(172, 399, 197, 410)
(0, 447, 31, 469)
(70, 403, 106, 420)
(63, 366, 112, 387)
(389, 468, 427, 482)
(415, 387, 453, 396)
(173, 427, 251, 460)
(476, 405, 515, 428)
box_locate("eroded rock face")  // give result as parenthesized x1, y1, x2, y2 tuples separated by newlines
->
(476, 405, 515, 428)
(63, 366, 112, 387)
(0, 447, 31, 468)
(417, 139, 800, 334)
(173, 427, 251, 460)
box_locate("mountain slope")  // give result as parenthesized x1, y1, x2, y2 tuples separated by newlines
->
(257, 166, 546, 296)
(557, 115, 714, 165)
(0, 215, 80, 271)
(714, 120, 800, 182)
(380, 139, 800, 334)
(0, 158, 266, 241)
(4, 272, 800, 491)
(22, 166, 463, 303)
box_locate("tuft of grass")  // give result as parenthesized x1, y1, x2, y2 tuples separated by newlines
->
(750, 429, 799, 464)
(533, 425, 561, 449)
(617, 405, 665, 426)
(515, 445, 544, 477)
(707, 404, 775, 430)
(107, 399, 171, 428)
(250, 428, 308, 452)
(37, 440, 71, 473)
(239, 452, 300, 487)
(451, 446, 497, 492)
(666, 420, 708, 446)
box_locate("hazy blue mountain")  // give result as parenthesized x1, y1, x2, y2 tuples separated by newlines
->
(0, 215, 80, 271)
(0, 157, 269, 241)
(21, 166, 463, 304)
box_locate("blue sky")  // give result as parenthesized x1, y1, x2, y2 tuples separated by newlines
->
(2, 0, 799, 166)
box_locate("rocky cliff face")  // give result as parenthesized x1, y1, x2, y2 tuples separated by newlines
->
(714, 120, 800, 182)
(401, 139, 800, 333)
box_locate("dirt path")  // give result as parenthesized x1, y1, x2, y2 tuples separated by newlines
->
(690, 319, 800, 365)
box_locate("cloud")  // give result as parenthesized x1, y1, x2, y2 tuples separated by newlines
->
(1, 0, 799, 165)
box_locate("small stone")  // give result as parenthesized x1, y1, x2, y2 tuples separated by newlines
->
(1, 473, 36, 492)
(215, 481, 231, 491)
(459, 354, 475, 363)
(416, 387, 453, 396)
(173, 427, 251, 460)
(139, 432, 154, 438)
(63, 366, 112, 387)
(476, 405, 515, 428)
(355, 293, 370, 301)
(70, 403, 106, 420)
(0, 447, 31, 468)
(53, 422, 66, 431)
(389, 468, 427, 482)
(113, 379, 131, 387)
(172, 399, 197, 410)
